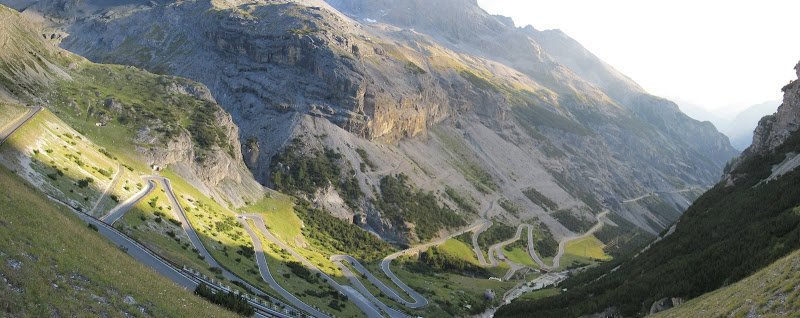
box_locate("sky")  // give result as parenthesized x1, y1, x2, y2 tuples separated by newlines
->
(476, 0, 800, 115)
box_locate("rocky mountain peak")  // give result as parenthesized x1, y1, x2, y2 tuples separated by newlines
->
(744, 60, 800, 156)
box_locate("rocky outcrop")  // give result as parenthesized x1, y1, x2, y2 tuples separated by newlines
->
(133, 81, 263, 207)
(649, 297, 685, 315)
(746, 62, 800, 155)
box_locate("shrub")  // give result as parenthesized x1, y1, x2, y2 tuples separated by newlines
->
(193, 284, 254, 316)
(77, 177, 93, 188)
(377, 174, 466, 241)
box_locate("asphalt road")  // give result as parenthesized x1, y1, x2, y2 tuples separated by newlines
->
(241, 214, 383, 318)
(48, 195, 199, 289)
(237, 216, 329, 318)
(380, 219, 488, 309)
(155, 177, 308, 317)
(101, 178, 157, 224)
(0, 106, 41, 145)
(473, 210, 609, 274)
(331, 256, 410, 318)
(1, 106, 298, 317)
(471, 199, 496, 266)
(547, 210, 609, 269)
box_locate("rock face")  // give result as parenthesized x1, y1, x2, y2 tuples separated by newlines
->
(133, 84, 264, 207)
(8, 0, 740, 242)
(648, 297, 685, 314)
(746, 62, 800, 155)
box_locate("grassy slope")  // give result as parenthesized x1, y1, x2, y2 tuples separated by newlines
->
(0, 102, 26, 127)
(0, 163, 236, 317)
(655, 247, 800, 317)
(439, 238, 482, 266)
(438, 237, 511, 277)
(242, 195, 347, 280)
(0, 108, 129, 215)
(504, 246, 537, 268)
(564, 236, 611, 261)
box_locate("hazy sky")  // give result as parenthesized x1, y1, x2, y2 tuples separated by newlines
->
(476, 0, 800, 113)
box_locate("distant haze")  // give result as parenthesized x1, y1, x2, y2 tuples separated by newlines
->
(476, 0, 800, 115)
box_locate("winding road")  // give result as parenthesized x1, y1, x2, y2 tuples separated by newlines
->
(3, 105, 297, 317)
(546, 210, 609, 269)
(380, 219, 488, 307)
(472, 200, 496, 266)
(154, 177, 310, 315)
(240, 214, 383, 318)
(329, 255, 411, 318)
(237, 215, 329, 318)
(472, 210, 610, 274)
(100, 175, 314, 317)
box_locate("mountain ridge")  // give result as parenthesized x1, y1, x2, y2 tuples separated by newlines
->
(3, 0, 737, 245)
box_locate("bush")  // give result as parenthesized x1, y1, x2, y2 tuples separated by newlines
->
(498, 198, 522, 217)
(168, 218, 182, 226)
(522, 187, 558, 211)
(406, 246, 490, 278)
(286, 261, 318, 284)
(193, 284, 254, 316)
(404, 61, 427, 75)
(356, 147, 376, 170)
(98, 148, 117, 160)
(378, 174, 466, 241)
(271, 146, 363, 210)
(237, 245, 254, 258)
(445, 187, 478, 215)
(77, 177, 93, 188)
(477, 223, 515, 248)
(293, 199, 394, 261)
(551, 209, 592, 233)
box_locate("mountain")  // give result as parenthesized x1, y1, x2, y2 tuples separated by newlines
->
(2, 0, 739, 246)
(0, 5, 255, 316)
(0, 2, 264, 208)
(497, 60, 800, 317)
(722, 100, 780, 150)
(674, 99, 731, 130)
(675, 99, 781, 151)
